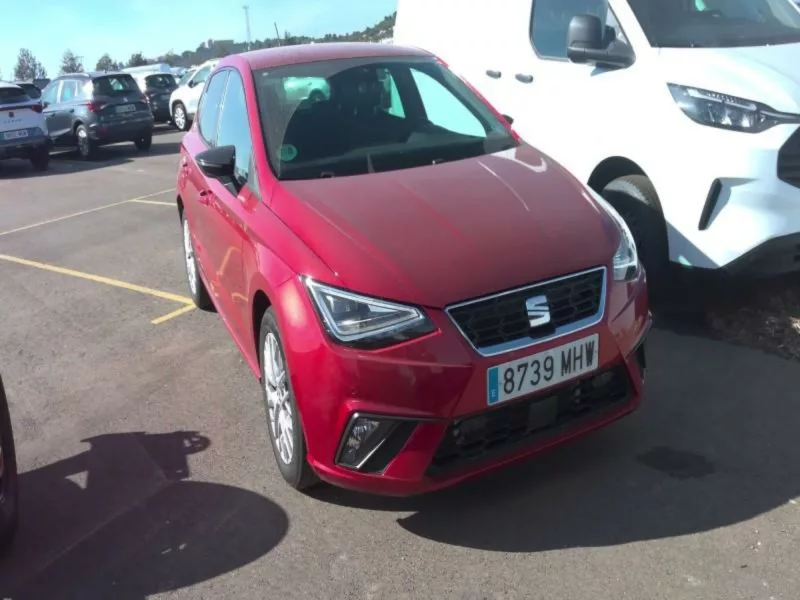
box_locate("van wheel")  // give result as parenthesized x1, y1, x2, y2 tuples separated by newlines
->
(601, 175, 669, 292)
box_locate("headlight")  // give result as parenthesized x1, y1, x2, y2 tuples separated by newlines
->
(668, 84, 799, 133)
(584, 188, 638, 281)
(304, 279, 436, 348)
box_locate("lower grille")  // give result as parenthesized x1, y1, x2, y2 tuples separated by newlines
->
(778, 127, 800, 187)
(427, 366, 631, 478)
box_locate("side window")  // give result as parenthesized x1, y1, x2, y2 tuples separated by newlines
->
(41, 82, 59, 105)
(193, 66, 212, 86)
(409, 68, 485, 137)
(530, 0, 614, 59)
(216, 70, 254, 187)
(197, 70, 229, 144)
(59, 80, 79, 102)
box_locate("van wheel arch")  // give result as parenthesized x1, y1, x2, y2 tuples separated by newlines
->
(588, 158, 669, 291)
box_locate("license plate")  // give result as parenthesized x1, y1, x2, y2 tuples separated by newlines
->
(2, 129, 29, 140)
(487, 334, 599, 406)
(115, 104, 136, 114)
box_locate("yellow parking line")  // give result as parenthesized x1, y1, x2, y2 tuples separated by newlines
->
(0, 253, 193, 305)
(0, 189, 174, 238)
(151, 304, 196, 325)
(129, 199, 174, 206)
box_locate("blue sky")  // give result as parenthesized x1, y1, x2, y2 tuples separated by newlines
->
(1, 0, 397, 79)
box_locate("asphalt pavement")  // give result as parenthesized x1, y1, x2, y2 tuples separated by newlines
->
(0, 130, 798, 599)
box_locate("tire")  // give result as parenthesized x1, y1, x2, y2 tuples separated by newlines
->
(601, 175, 669, 292)
(180, 212, 214, 311)
(172, 103, 190, 132)
(75, 124, 96, 160)
(29, 146, 50, 171)
(258, 308, 318, 491)
(0, 375, 19, 556)
(134, 134, 153, 151)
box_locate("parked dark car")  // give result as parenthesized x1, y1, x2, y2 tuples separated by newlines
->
(135, 73, 178, 123)
(13, 81, 42, 100)
(40, 72, 154, 160)
(0, 374, 18, 554)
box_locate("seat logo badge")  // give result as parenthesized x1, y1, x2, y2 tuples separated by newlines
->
(526, 295, 551, 329)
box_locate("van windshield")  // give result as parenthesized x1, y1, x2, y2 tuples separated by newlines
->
(253, 57, 518, 181)
(628, 0, 800, 48)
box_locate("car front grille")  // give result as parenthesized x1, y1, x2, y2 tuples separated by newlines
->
(446, 267, 606, 356)
(778, 127, 800, 187)
(426, 366, 631, 478)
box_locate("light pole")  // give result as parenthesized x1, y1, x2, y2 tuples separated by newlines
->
(243, 5, 252, 50)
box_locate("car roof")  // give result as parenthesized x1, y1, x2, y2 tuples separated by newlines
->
(53, 71, 133, 80)
(234, 42, 432, 71)
(0, 81, 23, 90)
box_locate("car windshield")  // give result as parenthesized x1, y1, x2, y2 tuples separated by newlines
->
(92, 75, 138, 95)
(253, 57, 518, 181)
(145, 74, 176, 89)
(0, 87, 30, 104)
(178, 69, 196, 86)
(627, 0, 800, 48)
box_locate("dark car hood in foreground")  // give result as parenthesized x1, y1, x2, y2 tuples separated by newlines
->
(278, 144, 617, 308)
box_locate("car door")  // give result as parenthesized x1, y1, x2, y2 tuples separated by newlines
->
(204, 68, 260, 343)
(186, 65, 212, 116)
(41, 80, 70, 145)
(182, 69, 229, 303)
(502, 0, 630, 171)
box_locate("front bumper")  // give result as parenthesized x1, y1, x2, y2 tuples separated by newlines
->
(0, 128, 49, 159)
(648, 121, 800, 274)
(276, 268, 650, 496)
(88, 116, 153, 144)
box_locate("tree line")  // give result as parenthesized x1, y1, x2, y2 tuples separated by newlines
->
(11, 12, 395, 81)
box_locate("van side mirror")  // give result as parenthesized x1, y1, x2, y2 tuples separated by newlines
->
(566, 14, 634, 69)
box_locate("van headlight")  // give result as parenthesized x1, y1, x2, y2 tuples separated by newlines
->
(668, 84, 799, 133)
(584, 188, 639, 282)
(304, 279, 436, 349)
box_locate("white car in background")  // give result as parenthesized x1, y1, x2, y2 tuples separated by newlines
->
(0, 81, 50, 171)
(169, 59, 219, 131)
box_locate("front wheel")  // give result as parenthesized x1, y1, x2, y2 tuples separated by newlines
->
(259, 308, 318, 491)
(0, 375, 19, 556)
(172, 103, 190, 132)
(75, 124, 96, 160)
(181, 212, 213, 311)
(601, 175, 669, 293)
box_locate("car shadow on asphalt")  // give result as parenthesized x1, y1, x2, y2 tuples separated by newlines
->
(308, 326, 800, 553)
(0, 430, 288, 599)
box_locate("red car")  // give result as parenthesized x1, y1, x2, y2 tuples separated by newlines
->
(176, 43, 650, 496)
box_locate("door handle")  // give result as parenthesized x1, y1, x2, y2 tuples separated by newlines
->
(180, 157, 188, 167)
(515, 73, 534, 83)
(486, 69, 502, 79)
(198, 190, 211, 206)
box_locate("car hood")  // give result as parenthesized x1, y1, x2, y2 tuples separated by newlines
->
(278, 145, 617, 308)
(656, 44, 800, 113)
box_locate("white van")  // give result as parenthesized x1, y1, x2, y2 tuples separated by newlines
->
(395, 0, 800, 284)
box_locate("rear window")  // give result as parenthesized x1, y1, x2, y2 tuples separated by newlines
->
(145, 74, 176, 89)
(17, 84, 41, 99)
(92, 75, 139, 95)
(0, 87, 30, 104)
(253, 57, 517, 180)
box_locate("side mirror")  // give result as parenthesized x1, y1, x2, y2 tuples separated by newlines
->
(187, 79, 196, 88)
(566, 14, 635, 68)
(502, 114, 514, 126)
(196, 145, 235, 179)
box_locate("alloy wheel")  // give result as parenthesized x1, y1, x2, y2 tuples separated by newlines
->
(174, 106, 186, 130)
(263, 332, 294, 465)
(183, 218, 198, 296)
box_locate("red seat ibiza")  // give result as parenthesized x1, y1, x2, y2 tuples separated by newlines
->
(176, 43, 650, 496)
